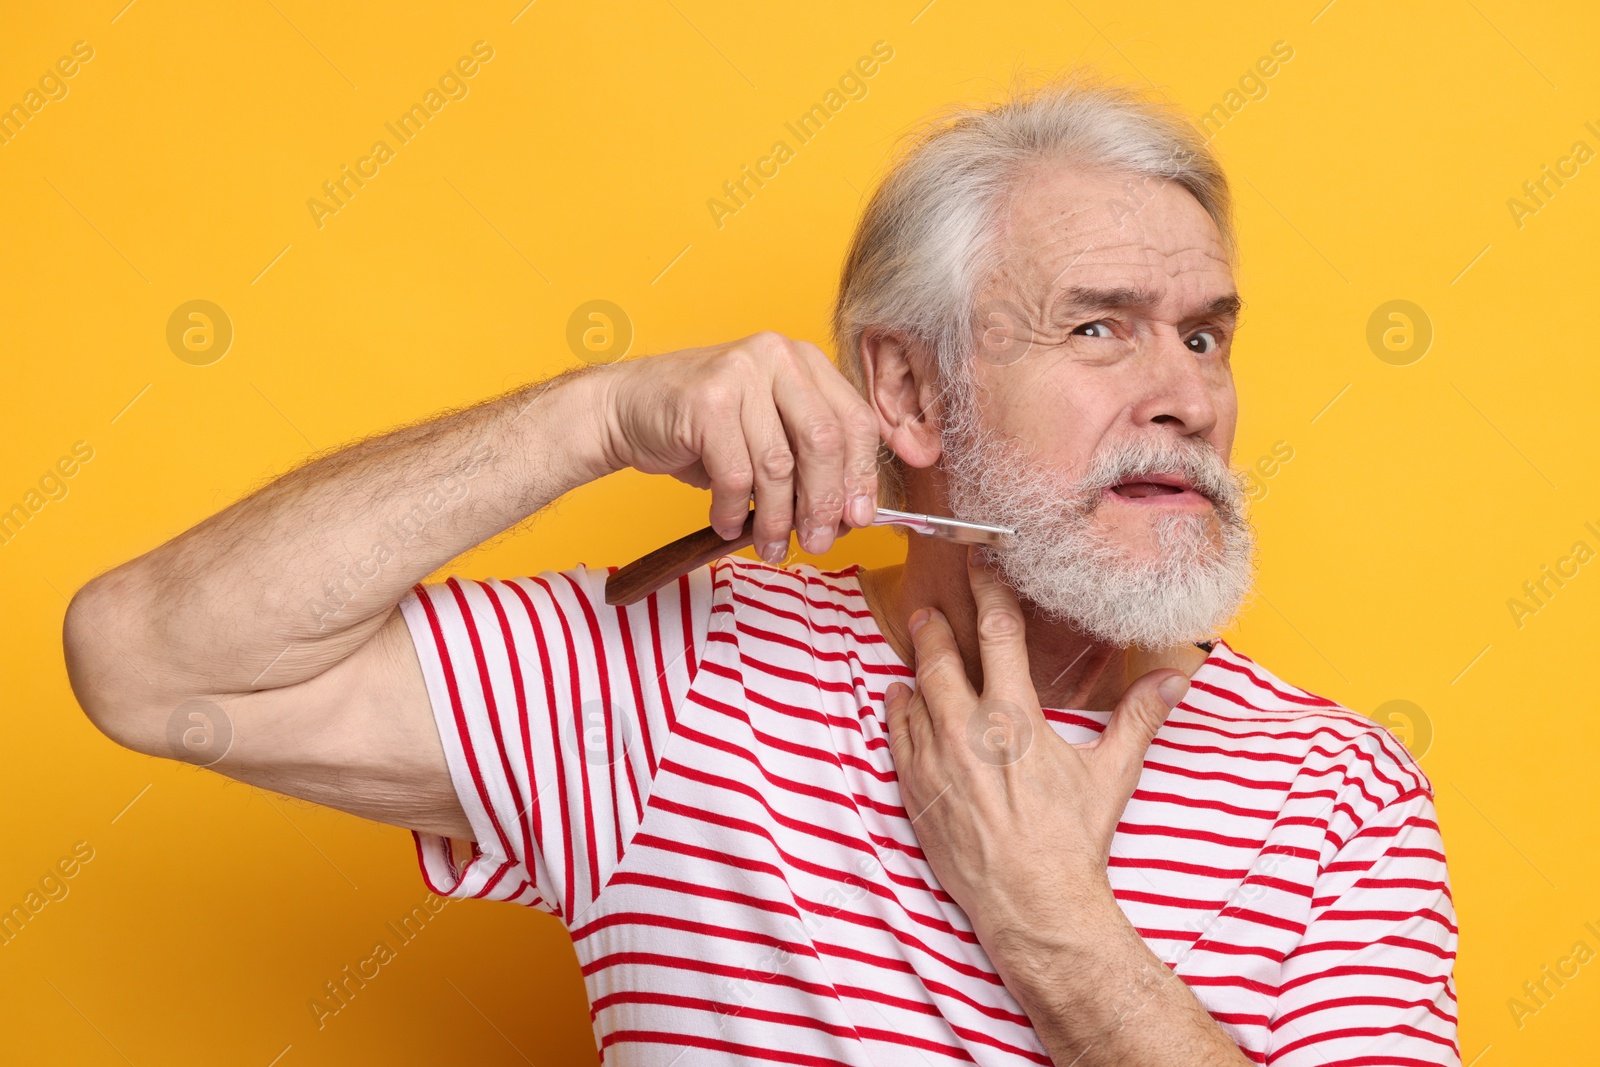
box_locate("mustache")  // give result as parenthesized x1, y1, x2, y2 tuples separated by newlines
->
(947, 428, 1248, 521)
(1077, 436, 1246, 511)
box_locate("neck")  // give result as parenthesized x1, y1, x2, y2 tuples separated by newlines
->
(857, 537, 1210, 711)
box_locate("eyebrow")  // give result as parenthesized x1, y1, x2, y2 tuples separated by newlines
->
(1057, 286, 1242, 322)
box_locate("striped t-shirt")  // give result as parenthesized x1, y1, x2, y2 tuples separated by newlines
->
(397, 555, 1459, 1066)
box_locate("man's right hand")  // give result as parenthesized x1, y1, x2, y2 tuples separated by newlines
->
(599, 332, 885, 562)
(63, 331, 891, 842)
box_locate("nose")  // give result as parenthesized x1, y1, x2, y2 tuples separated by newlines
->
(1130, 326, 1221, 438)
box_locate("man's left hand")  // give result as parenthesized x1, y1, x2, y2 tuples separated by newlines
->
(884, 544, 1192, 960)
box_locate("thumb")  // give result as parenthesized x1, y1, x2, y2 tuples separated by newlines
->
(1093, 669, 1188, 791)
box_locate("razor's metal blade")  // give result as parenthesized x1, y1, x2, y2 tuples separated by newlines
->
(870, 507, 1016, 545)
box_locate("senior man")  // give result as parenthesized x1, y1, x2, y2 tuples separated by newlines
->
(64, 75, 1457, 1065)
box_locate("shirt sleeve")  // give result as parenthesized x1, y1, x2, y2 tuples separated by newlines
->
(1266, 785, 1460, 1066)
(396, 562, 712, 924)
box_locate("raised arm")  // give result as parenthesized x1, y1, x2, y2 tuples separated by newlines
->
(61, 334, 883, 838)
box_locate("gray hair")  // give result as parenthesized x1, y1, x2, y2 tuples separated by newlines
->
(831, 70, 1236, 509)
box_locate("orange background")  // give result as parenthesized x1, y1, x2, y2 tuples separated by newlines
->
(3, 1, 1597, 1063)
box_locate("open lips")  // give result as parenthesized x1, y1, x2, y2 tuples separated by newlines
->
(1106, 473, 1210, 501)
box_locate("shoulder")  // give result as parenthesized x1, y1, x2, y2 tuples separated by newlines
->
(402, 560, 719, 662)
(708, 557, 891, 659)
(1180, 639, 1433, 806)
(712, 556, 876, 618)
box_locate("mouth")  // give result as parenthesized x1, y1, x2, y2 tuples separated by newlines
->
(1103, 474, 1213, 508)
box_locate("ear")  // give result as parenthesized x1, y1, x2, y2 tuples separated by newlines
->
(859, 330, 944, 469)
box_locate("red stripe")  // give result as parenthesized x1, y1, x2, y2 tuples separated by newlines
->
(612, 589, 651, 814)
(474, 581, 538, 893)
(1208, 653, 1340, 708)
(600, 1029, 850, 1067)
(1130, 787, 1280, 821)
(590, 990, 1044, 1064)
(1289, 935, 1455, 962)
(417, 583, 517, 899)
(1278, 964, 1455, 998)
(561, 571, 625, 881)
(1273, 993, 1458, 1029)
(583, 950, 1031, 1032)
(1274, 1023, 1458, 1057)
(504, 578, 575, 918)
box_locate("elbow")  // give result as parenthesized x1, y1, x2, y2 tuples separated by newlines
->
(62, 572, 165, 757)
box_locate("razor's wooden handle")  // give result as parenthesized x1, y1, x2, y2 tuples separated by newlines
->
(605, 511, 758, 607)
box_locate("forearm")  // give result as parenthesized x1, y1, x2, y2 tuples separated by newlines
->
(992, 889, 1251, 1066)
(66, 364, 620, 716)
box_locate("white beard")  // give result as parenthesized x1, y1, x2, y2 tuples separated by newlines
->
(939, 384, 1258, 650)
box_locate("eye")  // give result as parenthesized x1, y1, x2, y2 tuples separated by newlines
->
(1187, 330, 1220, 355)
(1073, 321, 1114, 339)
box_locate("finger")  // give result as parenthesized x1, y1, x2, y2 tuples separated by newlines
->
(796, 340, 882, 529)
(964, 544, 1034, 705)
(770, 345, 850, 555)
(885, 681, 911, 759)
(699, 418, 755, 541)
(740, 390, 797, 564)
(884, 680, 928, 764)
(1090, 668, 1188, 796)
(907, 607, 976, 736)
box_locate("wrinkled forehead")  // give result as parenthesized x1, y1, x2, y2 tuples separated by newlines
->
(991, 165, 1235, 309)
